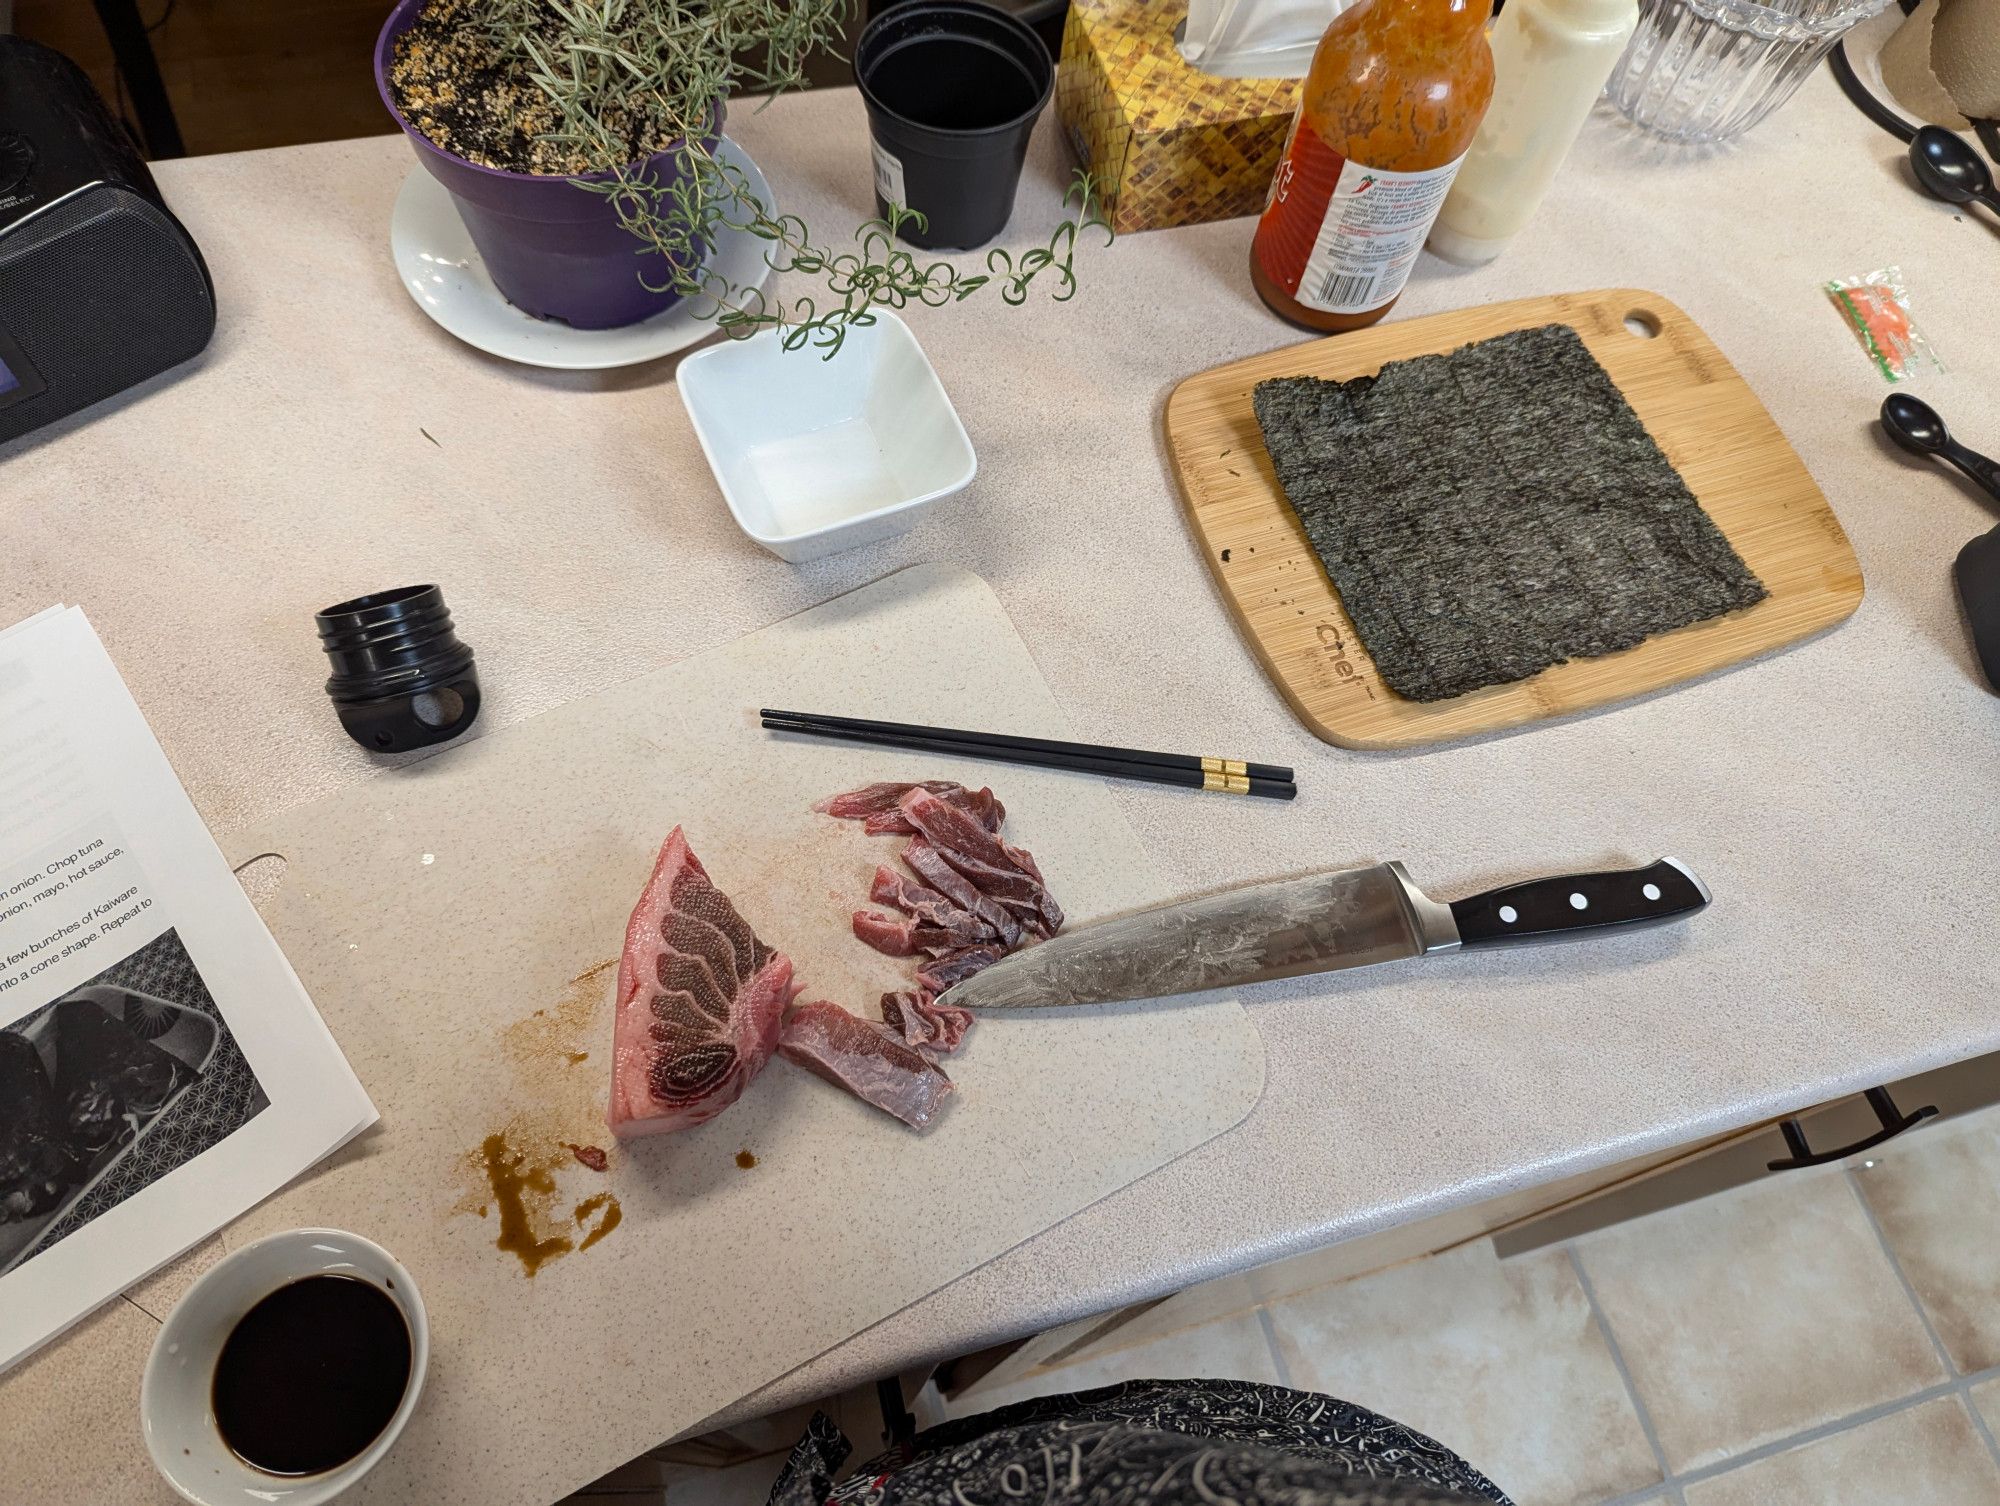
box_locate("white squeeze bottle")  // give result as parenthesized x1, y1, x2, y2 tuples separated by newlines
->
(1427, 0, 1637, 265)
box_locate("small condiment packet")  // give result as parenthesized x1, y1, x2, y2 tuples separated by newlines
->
(1826, 267, 1945, 382)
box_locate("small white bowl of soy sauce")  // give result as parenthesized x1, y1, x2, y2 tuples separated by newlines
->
(140, 1228, 429, 1505)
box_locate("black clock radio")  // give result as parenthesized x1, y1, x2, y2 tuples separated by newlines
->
(0, 37, 215, 448)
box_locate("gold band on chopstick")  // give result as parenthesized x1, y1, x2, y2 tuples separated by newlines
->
(1201, 770, 1253, 794)
(1200, 757, 1251, 777)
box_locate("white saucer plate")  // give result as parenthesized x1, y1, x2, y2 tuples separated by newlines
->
(388, 134, 776, 370)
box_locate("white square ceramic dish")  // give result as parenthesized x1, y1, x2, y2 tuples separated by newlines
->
(678, 311, 977, 562)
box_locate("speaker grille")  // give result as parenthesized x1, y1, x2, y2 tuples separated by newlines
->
(0, 184, 215, 445)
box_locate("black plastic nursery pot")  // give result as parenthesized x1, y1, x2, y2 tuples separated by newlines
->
(854, 0, 1056, 251)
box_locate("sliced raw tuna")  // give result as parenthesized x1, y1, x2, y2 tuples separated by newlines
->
(902, 840, 1023, 948)
(869, 866, 991, 942)
(880, 991, 974, 1055)
(921, 846, 1056, 937)
(817, 781, 1005, 835)
(816, 781, 958, 818)
(900, 788, 1064, 934)
(850, 910, 969, 958)
(779, 1001, 954, 1129)
(608, 828, 799, 1138)
(865, 788, 1004, 836)
(926, 847, 1040, 905)
(895, 786, 1017, 869)
(916, 943, 1008, 995)
(1001, 840, 1044, 884)
(814, 778, 1065, 1084)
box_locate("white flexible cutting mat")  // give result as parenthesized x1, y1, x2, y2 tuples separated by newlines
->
(223, 562, 1266, 1506)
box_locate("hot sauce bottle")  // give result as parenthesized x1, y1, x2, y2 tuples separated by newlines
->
(1251, 0, 1495, 332)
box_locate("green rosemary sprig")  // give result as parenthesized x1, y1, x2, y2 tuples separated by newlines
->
(590, 143, 1109, 355)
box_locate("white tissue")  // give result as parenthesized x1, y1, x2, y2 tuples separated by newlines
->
(1176, 0, 1351, 78)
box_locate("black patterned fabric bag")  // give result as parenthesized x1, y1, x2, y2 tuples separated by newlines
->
(770, 1379, 1512, 1506)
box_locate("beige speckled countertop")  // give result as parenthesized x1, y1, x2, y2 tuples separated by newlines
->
(5, 67, 2000, 1503)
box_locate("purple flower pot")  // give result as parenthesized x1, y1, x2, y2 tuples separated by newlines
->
(373, 0, 721, 330)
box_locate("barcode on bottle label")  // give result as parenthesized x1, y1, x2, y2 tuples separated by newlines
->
(1295, 153, 1466, 315)
(1315, 271, 1377, 308)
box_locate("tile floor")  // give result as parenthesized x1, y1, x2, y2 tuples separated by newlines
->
(573, 1102, 2000, 1506)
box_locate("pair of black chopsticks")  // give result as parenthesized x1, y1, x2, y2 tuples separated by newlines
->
(760, 709, 1298, 800)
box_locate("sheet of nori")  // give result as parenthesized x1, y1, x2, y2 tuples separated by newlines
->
(1251, 324, 1769, 703)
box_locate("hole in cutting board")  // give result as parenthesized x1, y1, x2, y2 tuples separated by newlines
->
(233, 852, 289, 915)
(1623, 309, 1662, 339)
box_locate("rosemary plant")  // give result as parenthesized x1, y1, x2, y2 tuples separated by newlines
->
(461, 0, 1106, 353)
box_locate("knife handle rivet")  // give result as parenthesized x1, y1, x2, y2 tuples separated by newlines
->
(1569, 893, 1589, 910)
(1643, 883, 1662, 901)
(1499, 905, 1518, 924)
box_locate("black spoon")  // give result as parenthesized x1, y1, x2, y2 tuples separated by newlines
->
(1880, 392, 2000, 508)
(1879, 393, 2000, 692)
(1910, 126, 2000, 218)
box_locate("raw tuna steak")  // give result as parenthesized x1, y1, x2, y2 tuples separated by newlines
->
(608, 828, 799, 1138)
(779, 1001, 954, 1129)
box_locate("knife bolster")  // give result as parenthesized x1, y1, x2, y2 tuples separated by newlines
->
(1384, 861, 1464, 955)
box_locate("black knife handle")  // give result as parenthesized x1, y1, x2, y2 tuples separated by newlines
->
(1448, 858, 1709, 948)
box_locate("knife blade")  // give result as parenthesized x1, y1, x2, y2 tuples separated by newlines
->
(939, 857, 1709, 1010)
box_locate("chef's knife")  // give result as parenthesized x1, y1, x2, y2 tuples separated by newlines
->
(939, 858, 1709, 1010)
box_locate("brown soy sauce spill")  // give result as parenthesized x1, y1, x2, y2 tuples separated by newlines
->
(465, 965, 625, 1274)
(478, 1132, 621, 1275)
(573, 1191, 622, 1250)
(736, 1150, 757, 1169)
(480, 1133, 571, 1274)
(212, 1275, 410, 1477)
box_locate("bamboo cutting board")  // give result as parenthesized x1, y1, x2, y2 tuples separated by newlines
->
(219, 564, 1263, 1506)
(1165, 289, 1863, 749)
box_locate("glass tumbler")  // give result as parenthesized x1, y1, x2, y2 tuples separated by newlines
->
(1605, 0, 1894, 143)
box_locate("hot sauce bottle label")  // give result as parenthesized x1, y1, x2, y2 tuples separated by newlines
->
(1256, 124, 1467, 314)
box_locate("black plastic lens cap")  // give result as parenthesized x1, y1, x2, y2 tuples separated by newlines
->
(315, 584, 481, 753)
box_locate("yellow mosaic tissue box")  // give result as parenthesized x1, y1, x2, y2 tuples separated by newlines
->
(1057, 0, 1303, 235)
